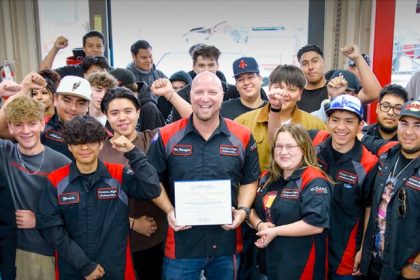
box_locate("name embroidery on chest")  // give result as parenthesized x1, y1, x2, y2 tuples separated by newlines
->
(97, 187, 118, 200)
(405, 176, 420, 190)
(220, 145, 239, 156)
(58, 192, 80, 205)
(45, 129, 64, 142)
(336, 170, 358, 185)
(280, 189, 300, 200)
(317, 158, 328, 171)
(172, 144, 192, 156)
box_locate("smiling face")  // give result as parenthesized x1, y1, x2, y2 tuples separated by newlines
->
(273, 131, 303, 176)
(398, 116, 420, 157)
(327, 110, 362, 153)
(235, 73, 262, 100)
(54, 94, 89, 122)
(105, 97, 140, 140)
(31, 88, 53, 112)
(377, 94, 405, 134)
(190, 72, 223, 122)
(268, 82, 302, 113)
(8, 119, 45, 154)
(68, 141, 103, 167)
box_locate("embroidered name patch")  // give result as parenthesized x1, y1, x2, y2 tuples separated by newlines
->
(220, 145, 239, 156)
(310, 186, 328, 194)
(405, 176, 420, 190)
(317, 158, 328, 171)
(58, 192, 80, 205)
(280, 189, 300, 200)
(45, 129, 64, 142)
(97, 188, 118, 200)
(172, 144, 192, 156)
(337, 170, 358, 184)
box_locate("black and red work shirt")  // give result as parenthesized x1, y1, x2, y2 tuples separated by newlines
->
(254, 166, 332, 280)
(147, 116, 260, 259)
(38, 148, 160, 279)
(310, 131, 378, 275)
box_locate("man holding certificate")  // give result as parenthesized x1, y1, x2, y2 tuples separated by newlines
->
(148, 71, 260, 280)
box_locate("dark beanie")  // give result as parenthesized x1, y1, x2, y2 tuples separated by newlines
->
(109, 68, 136, 86)
(169, 71, 192, 85)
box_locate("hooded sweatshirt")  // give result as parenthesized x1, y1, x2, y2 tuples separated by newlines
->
(126, 62, 167, 87)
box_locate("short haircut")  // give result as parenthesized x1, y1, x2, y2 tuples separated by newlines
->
(5, 95, 44, 123)
(269, 64, 306, 89)
(82, 30, 105, 47)
(86, 72, 117, 89)
(63, 115, 107, 145)
(130, 40, 152, 55)
(192, 45, 221, 64)
(379, 84, 408, 103)
(297, 44, 324, 61)
(38, 69, 61, 94)
(81, 56, 109, 73)
(101, 87, 141, 114)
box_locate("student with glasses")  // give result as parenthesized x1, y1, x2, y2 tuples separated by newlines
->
(248, 123, 332, 279)
(360, 100, 420, 280)
(363, 84, 408, 141)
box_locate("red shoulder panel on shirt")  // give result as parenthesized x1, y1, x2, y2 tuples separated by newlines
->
(312, 130, 330, 146)
(159, 118, 189, 147)
(360, 145, 379, 173)
(47, 164, 71, 188)
(301, 166, 328, 191)
(104, 162, 124, 184)
(377, 141, 398, 157)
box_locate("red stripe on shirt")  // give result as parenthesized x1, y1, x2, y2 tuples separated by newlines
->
(336, 221, 360, 275)
(300, 241, 316, 280)
(164, 227, 176, 259)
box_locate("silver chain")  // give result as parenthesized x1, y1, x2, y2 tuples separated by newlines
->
(16, 146, 45, 176)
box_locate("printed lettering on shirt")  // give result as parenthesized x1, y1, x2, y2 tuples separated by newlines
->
(44, 129, 64, 142)
(126, 168, 134, 175)
(220, 145, 239, 156)
(317, 158, 328, 171)
(250, 142, 257, 152)
(280, 189, 300, 200)
(337, 170, 358, 184)
(172, 144, 192, 156)
(58, 192, 80, 205)
(310, 186, 328, 194)
(405, 176, 420, 191)
(97, 187, 118, 200)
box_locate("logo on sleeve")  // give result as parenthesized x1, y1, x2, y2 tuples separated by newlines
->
(97, 188, 118, 200)
(280, 189, 300, 200)
(405, 176, 420, 191)
(220, 145, 239, 156)
(58, 192, 80, 205)
(172, 144, 192, 156)
(250, 142, 257, 152)
(337, 170, 358, 184)
(310, 186, 328, 194)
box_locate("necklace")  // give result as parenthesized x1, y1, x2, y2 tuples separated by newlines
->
(386, 154, 416, 186)
(17, 146, 46, 176)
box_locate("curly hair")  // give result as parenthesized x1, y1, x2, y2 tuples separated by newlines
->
(192, 45, 221, 64)
(5, 96, 44, 123)
(86, 72, 117, 89)
(81, 56, 109, 73)
(63, 115, 107, 145)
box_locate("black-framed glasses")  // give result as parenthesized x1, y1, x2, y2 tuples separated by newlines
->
(379, 102, 402, 115)
(397, 187, 406, 217)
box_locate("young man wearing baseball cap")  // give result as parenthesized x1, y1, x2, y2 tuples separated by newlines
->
(360, 100, 420, 280)
(41, 75, 91, 159)
(221, 56, 267, 120)
(309, 95, 379, 279)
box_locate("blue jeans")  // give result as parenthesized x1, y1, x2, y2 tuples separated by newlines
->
(162, 254, 240, 280)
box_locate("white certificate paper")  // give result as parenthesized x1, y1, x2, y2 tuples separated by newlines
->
(174, 179, 232, 226)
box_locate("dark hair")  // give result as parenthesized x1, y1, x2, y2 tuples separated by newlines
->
(38, 69, 61, 94)
(82, 30, 105, 47)
(192, 45, 221, 64)
(130, 40, 152, 55)
(81, 56, 109, 73)
(63, 115, 107, 145)
(379, 84, 408, 103)
(188, 43, 205, 56)
(101, 87, 141, 114)
(269, 64, 306, 89)
(297, 44, 324, 61)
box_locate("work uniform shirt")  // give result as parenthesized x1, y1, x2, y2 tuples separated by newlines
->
(41, 114, 73, 159)
(362, 123, 398, 141)
(147, 116, 260, 259)
(254, 167, 331, 280)
(310, 131, 378, 275)
(38, 148, 160, 279)
(360, 138, 420, 280)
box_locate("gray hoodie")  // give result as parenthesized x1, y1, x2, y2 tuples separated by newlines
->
(126, 62, 167, 86)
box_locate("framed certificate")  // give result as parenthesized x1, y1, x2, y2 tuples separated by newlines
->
(174, 179, 232, 226)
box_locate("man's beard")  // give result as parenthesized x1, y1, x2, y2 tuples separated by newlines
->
(378, 121, 398, 134)
(401, 144, 420, 155)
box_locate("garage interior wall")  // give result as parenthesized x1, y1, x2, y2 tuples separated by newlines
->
(0, 0, 39, 81)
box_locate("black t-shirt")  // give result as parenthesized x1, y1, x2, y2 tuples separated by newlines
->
(55, 65, 84, 78)
(297, 85, 328, 113)
(221, 98, 267, 120)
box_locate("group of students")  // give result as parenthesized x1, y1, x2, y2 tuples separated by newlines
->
(0, 29, 418, 280)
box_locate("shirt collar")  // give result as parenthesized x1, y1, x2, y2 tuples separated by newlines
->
(184, 114, 230, 138)
(68, 160, 112, 186)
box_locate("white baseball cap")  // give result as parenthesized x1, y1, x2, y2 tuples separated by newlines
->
(56, 76, 91, 101)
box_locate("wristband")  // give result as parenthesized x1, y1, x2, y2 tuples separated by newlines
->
(255, 220, 263, 231)
(130, 219, 135, 230)
(411, 262, 420, 271)
(237, 206, 250, 220)
(270, 106, 281, 113)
